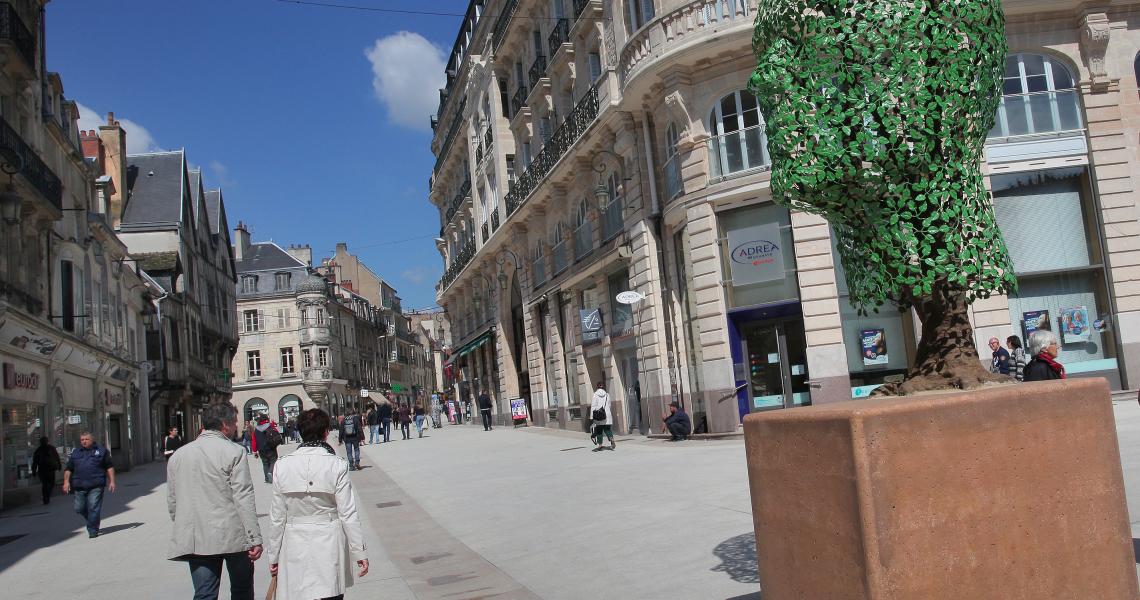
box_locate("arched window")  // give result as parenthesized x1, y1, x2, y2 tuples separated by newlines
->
(601, 171, 624, 241)
(708, 90, 770, 177)
(279, 394, 301, 424)
(625, 0, 655, 35)
(574, 198, 593, 260)
(990, 53, 1082, 139)
(244, 397, 269, 424)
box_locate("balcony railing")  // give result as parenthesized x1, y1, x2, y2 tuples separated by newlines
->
(620, 0, 755, 86)
(573, 221, 593, 261)
(601, 198, 623, 242)
(0, 3, 35, 72)
(528, 54, 548, 90)
(484, 128, 493, 154)
(551, 241, 568, 276)
(0, 115, 62, 210)
(532, 255, 546, 287)
(548, 18, 570, 58)
(432, 99, 467, 175)
(573, 0, 592, 21)
(492, 0, 520, 50)
(490, 207, 500, 232)
(481, 222, 489, 243)
(505, 85, 600, 217)
(512, 86, 527, 117)
(707, 124, 770, 179)
(439, 239, 476, 291)
(663, 152, 683, 200)
(444, 179, 471, 225)
(476, 142, 484, 164)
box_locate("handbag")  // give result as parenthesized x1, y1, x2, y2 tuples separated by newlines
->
(592, 406, 606, 422)
(265, 574, 277, 600)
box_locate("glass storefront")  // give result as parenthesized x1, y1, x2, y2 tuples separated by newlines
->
(2, 403, 46, 491)
(279, 394, 301, 424)
(61, 409, 92, 459)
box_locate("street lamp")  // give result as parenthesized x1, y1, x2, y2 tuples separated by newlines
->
(496, 248, 521, 290)
(0, 146, 23, 225)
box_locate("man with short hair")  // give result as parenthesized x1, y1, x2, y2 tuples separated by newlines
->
(989, 337, 1011, 375)
(168, 403, 263, 600)
(63, 432, 116, 538)
(663, 401, 692, 442)
(339, 408, 364, 470)
(366, 407, 379, 445)
(478, 391, 494, 431)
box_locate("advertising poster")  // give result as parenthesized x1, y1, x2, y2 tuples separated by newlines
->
(861, 329, 888, 366)
(726, 222, 785, 285)
(510, 398, 529, 421)
(1022, 310, 1050, 336)
(1060, 306, 1091, 343)
(580, 308, 604, 345)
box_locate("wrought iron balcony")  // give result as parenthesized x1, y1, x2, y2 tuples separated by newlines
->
(0, 3, 35, 74)
(548, 18, 570, 58)
(505, 85, 599, 217)
(573, 0, 593, 21)
(444, 179, 471, 224)
(0, 115, 62, 211)
(492, 0, 520, 50)
(432, 98, 467, 175)
(490, 207, 500, 232)
(476, 142, 484, 164)
(512, 86, 527, 117)
(439, 239, 476, 292)
(528, 55, 548, 90)
(481, 222, 489, 243)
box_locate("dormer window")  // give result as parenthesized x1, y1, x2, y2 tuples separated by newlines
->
(274, 272, 291, 291)
(240, 275, 258, 293)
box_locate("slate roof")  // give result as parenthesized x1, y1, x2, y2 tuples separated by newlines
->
(235, 242, 306, 274)
(204, 190, 223, 235)
(123, 151, 185, 226)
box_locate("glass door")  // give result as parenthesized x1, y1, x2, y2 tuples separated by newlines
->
(742, 319, 812, 411)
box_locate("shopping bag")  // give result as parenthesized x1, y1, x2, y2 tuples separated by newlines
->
(265, 574, 277, 600)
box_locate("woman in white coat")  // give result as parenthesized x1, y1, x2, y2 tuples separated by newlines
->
(267, 408, 368, 600)
(590, 381, 616, 451)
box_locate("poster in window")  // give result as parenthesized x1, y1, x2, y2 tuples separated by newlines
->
(1022, 310, 1050, 337)
(860, 329, 888, 366)
(1060, 306, 1091, 343)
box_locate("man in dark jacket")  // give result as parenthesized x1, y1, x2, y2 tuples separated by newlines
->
(663, 402, 692, 442)
(63, 432, 116, 537)
(478, 392, 494, 431)
(251, 416, 282, 483)
(366, 407, 380, 445)
(31, 437, 61, 505)
(377, 400, 394, 443)
(339, 408, 365, 470)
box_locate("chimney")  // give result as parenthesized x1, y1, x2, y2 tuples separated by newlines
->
(234, 221, 251, 261)
(80, 130, 104, 167)
(97, 112, 127, 229)
(286, 243, 312, 267)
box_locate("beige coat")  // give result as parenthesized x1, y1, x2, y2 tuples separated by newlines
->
(265, 445, 366, 600)
(166, 430, 262, 559)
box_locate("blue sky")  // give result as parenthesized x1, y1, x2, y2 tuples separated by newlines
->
(47, 0, 468, 310)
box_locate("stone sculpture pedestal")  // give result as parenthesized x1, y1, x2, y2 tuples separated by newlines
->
(744, 379, 1139, 599)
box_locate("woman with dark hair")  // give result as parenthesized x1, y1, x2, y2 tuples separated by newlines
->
(266, 408, 368, 600)
(397, 403, 412, 440)
(1006, 335, 1027, 382)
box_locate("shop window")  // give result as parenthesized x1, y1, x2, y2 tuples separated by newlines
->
(992, 166, 1117, 380)
(989, 53, 1082, 139)
(2, 403, 45, 492)
(607, 270, 634, 337)
(718, 202, 797, 308)
(708, 90, 770, 178)
(244, 398, 268, 423)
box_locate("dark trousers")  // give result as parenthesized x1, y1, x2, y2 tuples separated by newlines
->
(381, 418, 392, 442)
(667, 422, 689, 440)
(38, 471, 55, 504)
(187, 552, 254, 600)
(400, 421, 410, 439)
(260, 456, 276, 483)
(481, 409, 493, 430)
(73, 486, 104, 535)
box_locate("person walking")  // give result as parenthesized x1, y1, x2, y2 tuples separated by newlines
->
(477, 391, 494, 431)
(62, 432, 116, 538)
(590, 382, 616, 451)
(163, 426, 183, 461)
(1023, 329, 1066, 381)
(413, 403, 427, 438)
(377, 399, 393, 443)
(366, 407, 379, 445)
(1007, 335, 1028, 382)
(251, 415, 283, 484)
(397, 403, 412, 440)
(241, 423, 253, 455)
(339, 408, 364, 470)
(988, 337, 1011, 375)
(31, 437, 61, 505)
(167, 403, 263, 600)
(267, 408, 368, 600)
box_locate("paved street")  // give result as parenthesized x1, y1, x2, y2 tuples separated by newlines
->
(4, 401, 1140, 599)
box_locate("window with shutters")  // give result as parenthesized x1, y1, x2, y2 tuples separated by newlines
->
(247, 351, 262, 377)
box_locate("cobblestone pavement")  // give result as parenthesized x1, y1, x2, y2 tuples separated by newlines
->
(3, 401, 1140, 599)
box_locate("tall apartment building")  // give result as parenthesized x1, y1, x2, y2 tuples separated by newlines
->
(430, 0, 1140, 434)
(231, 230, 388, 424)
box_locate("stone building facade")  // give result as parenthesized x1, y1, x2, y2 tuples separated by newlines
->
(430, 0, 1140, 434)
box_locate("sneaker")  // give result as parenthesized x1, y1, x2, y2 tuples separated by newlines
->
(610, 440, 616, 450)
(592, 446, 604, 452)
(88, 532, 98, 538)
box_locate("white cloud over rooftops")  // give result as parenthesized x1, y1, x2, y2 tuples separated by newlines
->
(365, 32, 446, 131)
(76, 102, 162, 155)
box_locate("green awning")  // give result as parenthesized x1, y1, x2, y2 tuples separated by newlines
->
(456, 331, 492, 357)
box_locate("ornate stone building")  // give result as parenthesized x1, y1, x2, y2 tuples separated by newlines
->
(431, 0, 1140, 434)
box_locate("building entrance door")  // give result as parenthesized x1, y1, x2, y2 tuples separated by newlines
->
(741, 318, 812, 411)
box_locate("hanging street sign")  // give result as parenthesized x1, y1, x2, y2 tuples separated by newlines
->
(615, 291, 645, 304)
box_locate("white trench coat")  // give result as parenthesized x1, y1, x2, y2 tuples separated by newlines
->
(265, 445, 367, 600)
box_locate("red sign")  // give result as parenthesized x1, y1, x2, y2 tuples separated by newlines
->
(3, 363, 39, 390)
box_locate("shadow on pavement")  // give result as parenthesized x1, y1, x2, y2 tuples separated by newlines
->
(712, 532, 761, 584)
(0, 461, 167, 574)
(724, 592, 762, 600)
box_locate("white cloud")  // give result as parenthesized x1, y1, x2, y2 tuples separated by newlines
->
(401, 266, 430, 285)
(76, 102, 162, 154)
(208, 160, 235, 187)
(365, 32, 446, 131)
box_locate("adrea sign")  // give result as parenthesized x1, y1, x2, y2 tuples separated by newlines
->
(727, 222, 785, 285)
(615, 291, 645, 304)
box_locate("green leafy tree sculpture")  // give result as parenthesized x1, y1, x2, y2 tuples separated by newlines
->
(750, 0, 1017, 394)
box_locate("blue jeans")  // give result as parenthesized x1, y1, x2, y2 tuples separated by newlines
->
(187, 552, 254, 600)
(414, 415, 425, 437)
(345, 438, 360, 467)
(381, 418, 392, 442)
(73, 486, 104, 535)
(368, 424, 379, 444)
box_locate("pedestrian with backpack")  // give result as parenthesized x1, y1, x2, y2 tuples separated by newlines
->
(339, 408, 364, 470)
(251, 415, 283, 483)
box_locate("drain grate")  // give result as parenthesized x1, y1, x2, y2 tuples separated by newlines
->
(376, 501, 402, 508)
(0, 534, 26, 546)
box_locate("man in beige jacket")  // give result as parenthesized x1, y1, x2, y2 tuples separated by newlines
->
(167, 403, 263, 600)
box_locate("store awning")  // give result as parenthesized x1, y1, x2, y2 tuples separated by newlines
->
(455, 331, 493, 358)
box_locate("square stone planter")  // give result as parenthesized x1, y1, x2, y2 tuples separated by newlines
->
(744, 379, 1139, 599)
